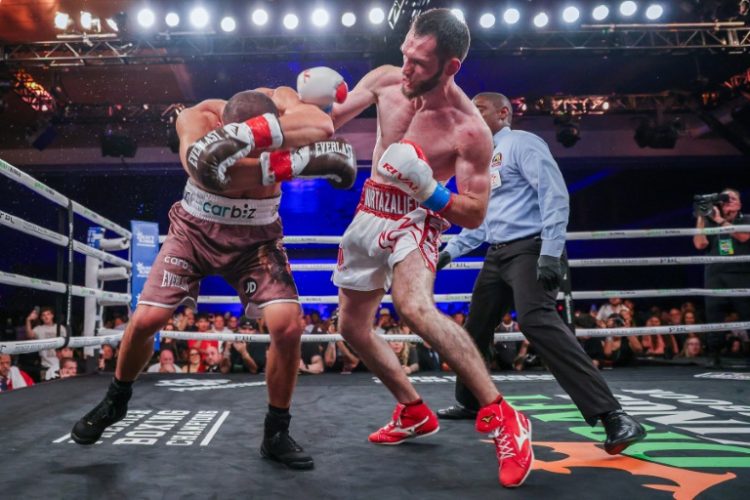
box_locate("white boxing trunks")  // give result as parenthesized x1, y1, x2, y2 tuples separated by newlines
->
(333, 179, 450, 292)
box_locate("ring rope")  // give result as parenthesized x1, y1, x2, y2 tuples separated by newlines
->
(197, 288, 749, 305)
(288, 255, 750, 272)
(0, 159, 131, 238)
(266, 225, 750, 246)
(4, 320, 747, 356)
(0, 209, 131, 268)
(0, 270, 130, 305)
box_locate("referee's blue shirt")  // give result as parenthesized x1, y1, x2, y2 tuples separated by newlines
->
(444, 127, 569, 259)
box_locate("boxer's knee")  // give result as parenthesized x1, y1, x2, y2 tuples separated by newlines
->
(129, 307, 172, 339)
(269, 319, 303, 352)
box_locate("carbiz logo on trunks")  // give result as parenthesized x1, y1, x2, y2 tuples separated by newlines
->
(202, 200, 257, 220)
(52, 410, 230, 447)
(164, 255, 191, 272)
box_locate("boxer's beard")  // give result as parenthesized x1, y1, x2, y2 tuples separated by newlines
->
(401, 62, 445, 99)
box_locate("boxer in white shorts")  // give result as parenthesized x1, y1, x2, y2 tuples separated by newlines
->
(326, 7, 534, 489)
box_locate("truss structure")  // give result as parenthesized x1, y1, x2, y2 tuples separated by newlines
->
(2, 23, 748, 67)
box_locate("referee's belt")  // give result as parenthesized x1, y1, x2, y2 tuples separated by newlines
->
(489, 233, 541, 250)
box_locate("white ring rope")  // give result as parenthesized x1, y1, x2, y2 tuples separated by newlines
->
(0, 159, 131, 238)
(159, 225, 750, 246)
(288, 255, 750, 272)
(0, 270, 130, 305)
(0, 209, 131, 268)
(4, 319, 747, 356)
(198, 288, 749, 305)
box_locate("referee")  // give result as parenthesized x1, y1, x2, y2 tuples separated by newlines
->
(436, 92, 645, 454)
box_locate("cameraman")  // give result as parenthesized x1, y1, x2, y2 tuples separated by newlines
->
(693, 188, 750, 360)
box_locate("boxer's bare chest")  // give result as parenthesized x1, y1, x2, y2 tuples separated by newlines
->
(373, 89, 462, 182)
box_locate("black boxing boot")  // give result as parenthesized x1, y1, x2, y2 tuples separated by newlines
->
(71, 378, 132, 445)
(260, 406, 314, 470)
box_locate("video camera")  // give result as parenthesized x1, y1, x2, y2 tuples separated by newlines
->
(693, 192, 730, 217)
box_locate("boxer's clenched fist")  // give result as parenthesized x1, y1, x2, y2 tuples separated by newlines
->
(186, 113, 283, 191)
(260, 138, 357, 189)
(377, 140, 454, 213)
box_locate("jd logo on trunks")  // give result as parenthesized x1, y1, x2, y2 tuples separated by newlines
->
(244, 279, 257, 296)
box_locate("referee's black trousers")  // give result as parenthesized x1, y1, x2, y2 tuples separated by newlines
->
(453, 237, 621, 425)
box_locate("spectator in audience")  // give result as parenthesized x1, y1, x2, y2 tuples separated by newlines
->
(725, 336, 746, 357)
(324, 331, 362, 374)
(299, 341, 325, 375)
(417, 340, 443, 372)
(204, 345, 223, 373)
(677, 335, 703, 359)
(596, 297, 625, 325)
(493, 313, 521, 371)
(58, 357, 78, 379)
(113, 313, 128, 331)
(188, 314, 219, 360)
(601, 314, 642, 367)
(99, 344, 117, 372)
(386, 327, 419, 375)
(374, 308, 395, 335)
(147, 348, 183, 373)
(682, 310, 698, 325)
(0, 354, 34, 391)
(25, 306, 67, 377)
(227, 315, 239, 332)
(45, 347, 75, 380)
(222, 318, 266, 374)
(184, 348, 205, 373)
(576, 314, 605, 368)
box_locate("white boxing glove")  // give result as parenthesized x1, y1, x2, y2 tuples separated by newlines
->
(297, 67, 348, 112)
(377, 141, 454, 213)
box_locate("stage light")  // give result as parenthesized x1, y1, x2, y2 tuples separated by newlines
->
(220, 16, 236, 32)
(283, 13, 299, 30)
(450, 9, 465, 23)
(312, 8, 330, 27)
(634, 118, 679, 148)
(81, 12, 93, 30)
(165, 12, 180, 28)
(190, 7, 210, 29)
(137, 8, 155, 28)
(533, 12, 549, 28)
(342, 12, 356, 27)
(369, 7, 386, 25)
(555, 115, 581, 148)
(645, 4, 664, 20)
(106, 18, 119, 31)
(54, 12, 70, 30)
(592, 5, 610, 21)
(252, 9, 269, 26)
(503, 8, 520, 24)
(562, 6, 580, 23)
(602, 101, 610, 111)
(620, 1, 638, 17)
(479, 13, 496, 28)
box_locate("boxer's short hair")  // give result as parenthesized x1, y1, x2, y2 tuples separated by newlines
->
(412, 8, 470, 62)
(223, 90, 278, 123)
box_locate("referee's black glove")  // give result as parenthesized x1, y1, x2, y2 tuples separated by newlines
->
(536, 255, 562, 291)
(436, 251, 452, 271)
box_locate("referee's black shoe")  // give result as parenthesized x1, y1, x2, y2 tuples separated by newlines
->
(436, 404, 478, 420)
(602, 410, 647, 455)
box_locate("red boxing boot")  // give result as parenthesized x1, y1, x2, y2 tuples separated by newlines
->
(368, 401, 440, 445)
(476, 398, 533, 488)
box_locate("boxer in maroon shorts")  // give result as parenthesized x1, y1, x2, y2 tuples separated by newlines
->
(71, 74, 357, 470)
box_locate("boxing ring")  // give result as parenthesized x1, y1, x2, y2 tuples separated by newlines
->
(2, 159, 750, 498)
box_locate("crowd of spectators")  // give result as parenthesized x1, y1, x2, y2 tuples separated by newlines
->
(1, 297, 748, 393)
